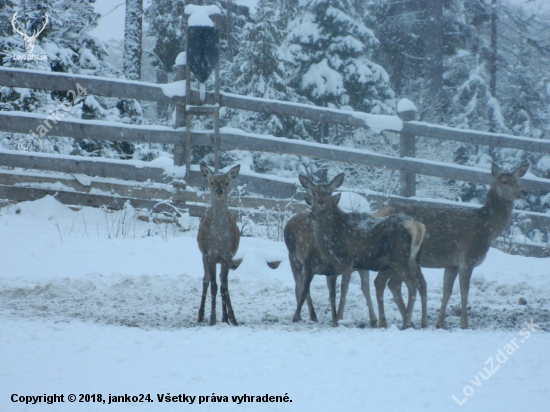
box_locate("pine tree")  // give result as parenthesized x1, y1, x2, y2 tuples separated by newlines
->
(225, 0, 310, 138)
(283, 0, 394, 115)
(0, 0, 146, 158)
(221, 0, 316, 176)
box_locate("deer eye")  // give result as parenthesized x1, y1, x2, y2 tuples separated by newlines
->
(502, 181, 508, 185)
(225, 182, 229, 186)
(318, 199, 325, 204)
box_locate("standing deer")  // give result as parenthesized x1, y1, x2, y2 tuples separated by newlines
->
(299, 173, 427, 329)
(284, 213, 378, 327)
(374, 163, 529, 329)
(197, 162, 241, 326)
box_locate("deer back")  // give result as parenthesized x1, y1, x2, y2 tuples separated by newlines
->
(374, 163, 529, 268)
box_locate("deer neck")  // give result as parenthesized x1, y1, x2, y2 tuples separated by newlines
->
(478, 187, 515, 240)
(210, 197, 230, 226)
(312, 207, 349, 266)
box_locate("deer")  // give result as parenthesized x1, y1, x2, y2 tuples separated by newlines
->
(197, 162, 241, 326)
(284, 212, 378, 327)
(374, 163, 529, 329)
(298, 173, 428, 329)
(11, 12, 49, 54)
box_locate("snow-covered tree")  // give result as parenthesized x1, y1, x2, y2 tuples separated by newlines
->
(283, 0, 395, 115)
(0, 0, 147, 158)
(220, 0, 317, 176)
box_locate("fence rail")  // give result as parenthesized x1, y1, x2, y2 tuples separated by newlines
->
(1, 67, 549, 257)
(2, 112, 549, 193)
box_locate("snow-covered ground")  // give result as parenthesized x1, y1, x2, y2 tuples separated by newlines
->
(1, 197, 549, 411)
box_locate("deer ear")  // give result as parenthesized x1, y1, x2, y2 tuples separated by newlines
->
(303, 193, 313, 206)
(332, 193, 341, 205)
(491, 163, 501, 178)
(226, 164, 240, 181)
(200, 162, 213, 180)
(513, 163, 529, 178)
(299, 174, 314, 190)
(329, 173, 345, 191)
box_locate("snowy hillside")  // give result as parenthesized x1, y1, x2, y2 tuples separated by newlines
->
(1, 197, 549, 411)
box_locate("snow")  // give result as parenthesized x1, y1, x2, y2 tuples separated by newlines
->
(338, 191, 371, 213)
(397, 98, 417, 114)
(537, 155, 550, 172)
(0, 196, 549, 411)
(160, 81, 186, 98)
(185, 5, 221, 27)
(175, 52, 187, 66)
(301, 59, 345, 98)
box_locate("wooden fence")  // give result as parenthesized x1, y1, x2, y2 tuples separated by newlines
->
(0, 67, 549, 256)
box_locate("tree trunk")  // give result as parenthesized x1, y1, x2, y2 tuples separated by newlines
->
(424, 0, 443, 103)
(123, 0, 143, 80)
(489, 0, 498, 132)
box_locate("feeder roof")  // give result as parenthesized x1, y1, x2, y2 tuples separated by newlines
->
(185, 5, 220, 27)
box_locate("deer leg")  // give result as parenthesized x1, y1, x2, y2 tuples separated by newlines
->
(293, 265, 315, 323)
(401, 281, 416, 330)
(290, 254, 317, 322)
(358, 270, 378, 327)
(458, 265, 474, 329)
(197, 257, 213, 323)
(436, 267, 459, 329)
(209, 263, 218, 326)
(387, 275, 407, 321)
(374, 270, 391, 328)
(220, 262, 237, 326)
(415, 265, 428, 328)
(336, 270, 352, 321)
(326, 274, 338, 327)
(306, 294, 317, 322)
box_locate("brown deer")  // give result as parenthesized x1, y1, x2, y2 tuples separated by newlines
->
(197, 162, 241, 326)
(374, 163, 529, 329)
(284, 213, 378, 327)
(299, 173, 427, 329)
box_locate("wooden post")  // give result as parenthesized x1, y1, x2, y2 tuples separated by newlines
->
(213, 14, 221, 173)
(173, 60, 186, 167)
(184, 15, 192, 178)
(397, 99, 417, 197)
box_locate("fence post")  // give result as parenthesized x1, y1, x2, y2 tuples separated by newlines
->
(173, 58, 186, 167)
(397, 98, 417, 197)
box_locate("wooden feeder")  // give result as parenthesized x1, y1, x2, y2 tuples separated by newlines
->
(182, 5, 222, 175)
(187, 25, 219, 84)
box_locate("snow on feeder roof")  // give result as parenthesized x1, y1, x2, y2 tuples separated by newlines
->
(184, 5, 220, 27)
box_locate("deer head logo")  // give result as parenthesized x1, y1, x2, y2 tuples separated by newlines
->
(11, 12, 49, 54)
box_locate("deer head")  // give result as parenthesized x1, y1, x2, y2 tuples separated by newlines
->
(299, 173, 345, 217)
(491, 163, 529, 201)
(11, 12, 49, 54)
(200, 162, 240, 201)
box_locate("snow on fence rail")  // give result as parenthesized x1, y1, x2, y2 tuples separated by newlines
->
(0, 67, 549, 256)
(1, 112, 549, 193)
(3, 67, 550, 153)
